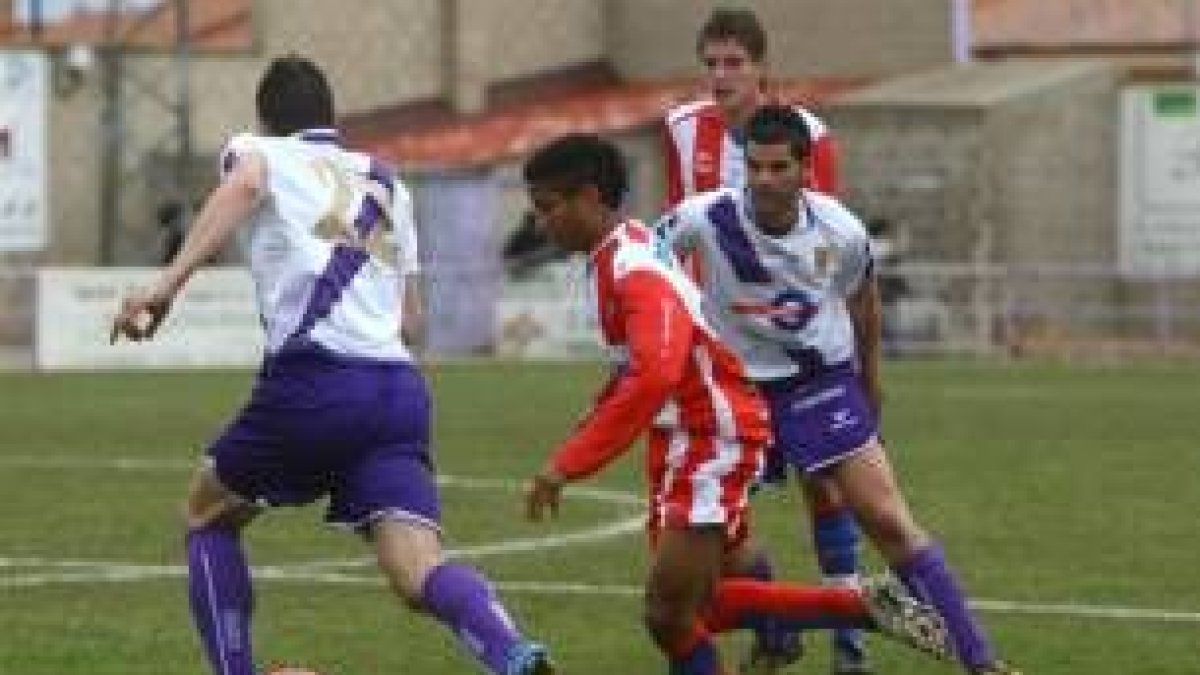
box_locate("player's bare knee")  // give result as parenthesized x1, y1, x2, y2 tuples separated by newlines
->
(642, 601, 692, 646)
(860, 508, 927, 561)
(643, 584, 699, 645)
(382, 567, 426, 610)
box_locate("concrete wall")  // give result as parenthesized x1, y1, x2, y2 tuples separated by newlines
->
(44, 0, 609, 264)
(827, 60, 1119, 264)
(827, 60, 1124, 345)
(608, 0, 954, 80)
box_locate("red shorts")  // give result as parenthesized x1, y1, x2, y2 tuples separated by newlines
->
(645, 427, 764, 550)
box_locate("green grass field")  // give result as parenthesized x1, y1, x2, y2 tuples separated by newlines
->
(1, 360, 1198, 674)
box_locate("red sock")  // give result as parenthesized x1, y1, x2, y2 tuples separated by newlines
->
(703, 578, 869, 634)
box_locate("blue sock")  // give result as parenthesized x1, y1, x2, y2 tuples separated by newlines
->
(421, 562, 525, 674)
(894, 543, 996, 670)
(740, 553, 797, 653)
(812, 508, 866, 656)
(667, 627, 722, 675)
(186, 526, 256, 675)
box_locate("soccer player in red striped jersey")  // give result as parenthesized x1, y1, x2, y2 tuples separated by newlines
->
(662, 9, 866, 674)
(521, 134, 951, 675)
(663, 9, 839, 206)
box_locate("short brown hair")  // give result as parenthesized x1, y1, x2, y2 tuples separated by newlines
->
(696, 8, 767, 62)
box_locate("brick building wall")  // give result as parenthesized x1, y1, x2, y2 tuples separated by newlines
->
(43, 0, 607, 264)
(608, 0, 953, 80)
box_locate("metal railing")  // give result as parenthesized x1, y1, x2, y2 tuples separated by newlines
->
(2, 261, 1198, 370)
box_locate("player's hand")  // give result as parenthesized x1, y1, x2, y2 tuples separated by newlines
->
(109, 284, 175, 344)
(525, 468, 566, 522)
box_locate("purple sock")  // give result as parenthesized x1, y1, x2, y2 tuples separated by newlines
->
(894, 544, 995, 670)
(187, 527, 255, 675)
(421, 563, 524, 674)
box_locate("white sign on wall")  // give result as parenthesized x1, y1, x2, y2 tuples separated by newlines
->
(0, 51, 48, 251)
(495, 261, 601, 359)
(37, 268, 263, 370)
(1119, 85, 1200, 277)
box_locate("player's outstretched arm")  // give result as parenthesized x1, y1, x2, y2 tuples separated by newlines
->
(525, 272, 693, 522)
(110, 152, 265, 344)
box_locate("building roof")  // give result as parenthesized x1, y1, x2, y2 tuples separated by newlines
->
(973, 0, 1200, 55)
(346, 77, 865, 172)
(0, 0, 252, 51)
(835, 59, 1112, 109)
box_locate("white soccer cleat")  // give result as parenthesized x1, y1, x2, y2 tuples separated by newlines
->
(861, 575, 953, 661)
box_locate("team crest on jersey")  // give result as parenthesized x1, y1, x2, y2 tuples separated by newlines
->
(310, 158, 396, 268)
(814, 246, 836, 278)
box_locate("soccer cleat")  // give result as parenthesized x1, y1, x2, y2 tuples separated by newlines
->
(505, 641, 556, 675)
(831, 637, 873, 675)
(973, 661, 1023, 675)
(739, 632, 805, 674)
(861, 575, 952, 660)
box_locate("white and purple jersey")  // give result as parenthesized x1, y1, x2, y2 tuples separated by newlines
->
(219, 128, 418, 362)
(655, 188, 872, 382)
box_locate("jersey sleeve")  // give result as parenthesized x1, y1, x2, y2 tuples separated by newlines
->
(550, 270, 695, 480)
(809, 132, 841, 195)
(217, 133, 259, 181)
(391, 182, 420, 275)
(652, 198, 704, 254)
(831, 209, 874, 295)
(662, 119, 685, 207)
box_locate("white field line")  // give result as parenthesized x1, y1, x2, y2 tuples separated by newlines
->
(6, 564, 1197, 625)
(3, 457, 1200, 625)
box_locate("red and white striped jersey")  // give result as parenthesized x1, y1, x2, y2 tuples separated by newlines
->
(550, 220, 770, 481)
(663, 98, 839, 206)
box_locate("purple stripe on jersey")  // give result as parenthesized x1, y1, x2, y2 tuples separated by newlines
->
(289, 244, 369, 342)
(220, 150, 238, 174)
(369, 159, 396, 198)
(709, 196, 772, 283)
(354, 195, 385, 237)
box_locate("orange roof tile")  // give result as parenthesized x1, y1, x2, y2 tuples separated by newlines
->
(974, 0, 1199, 52)
(350, 77, 866, 172)
(0, 0, 252, 51)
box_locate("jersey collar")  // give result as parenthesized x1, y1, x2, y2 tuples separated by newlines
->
(296, 128, 342, 145)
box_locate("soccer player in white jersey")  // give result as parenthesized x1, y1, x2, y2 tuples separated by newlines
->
(521, 134, 951, 675)
(110, 56, 554, 675)
(663, 9, 864, 674)
(656, 105, 1020, 675)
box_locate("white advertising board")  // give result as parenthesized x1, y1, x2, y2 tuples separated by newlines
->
(495, 261, 601, 359)
(1119, 85, 1200, 277)
(0, 51, 49, 251)
(36, 268, 263, 370)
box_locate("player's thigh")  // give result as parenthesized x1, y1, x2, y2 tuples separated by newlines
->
(647, 527, 726, 622)
(372, 517, 444, 604)
(829, 441, 926, 553)
(798, 473, 846, 512)
(184, 462, 260, 529)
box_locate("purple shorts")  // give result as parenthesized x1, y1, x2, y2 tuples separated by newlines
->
(759, 363, 879, 475)
(207, 346, 440, 533)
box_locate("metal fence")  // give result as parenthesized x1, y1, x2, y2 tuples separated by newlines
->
(3, 261, 1198, 370)
(879, 262, 1200, 359)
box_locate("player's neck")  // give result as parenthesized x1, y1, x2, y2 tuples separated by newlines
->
(755, 208, 798, 236)
(752, 195, 799, 237)
(584, 212, 622, 252)
(722, 89, 767, 129)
